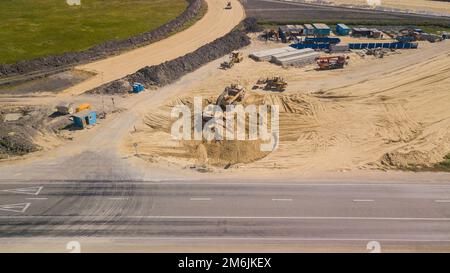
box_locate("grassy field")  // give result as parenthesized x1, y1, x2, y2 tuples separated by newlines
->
(0, 0, 188, 64)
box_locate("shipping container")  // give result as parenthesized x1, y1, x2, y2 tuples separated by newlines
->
(336, 24, 350, 36)
(313, 23, 331, 37)
(303, 24, 315, 36)
(72, 110, 97, 129)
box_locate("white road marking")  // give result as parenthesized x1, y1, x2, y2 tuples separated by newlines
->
(353, 199, 374, 202)
(2, 181, 450, 187)
(25, 198, 48, 200)
(0, 203, 31, 213)
(2, 236, 450, 243)
(190, 198, 211, 201)
(435, 200, 450, 203)
(108, 197, 128, 201)
(2, 215, 450, 221)
(13, 173, 22, 177)
(1, 186, 43, 196)
(272, 198, 293, 202)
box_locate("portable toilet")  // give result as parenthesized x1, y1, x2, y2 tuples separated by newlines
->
(336, 24, 350, 36)
(132, 83, 145, 93)
(72, 110, 97, 129)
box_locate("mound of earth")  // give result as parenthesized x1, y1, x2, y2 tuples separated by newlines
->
(0, 106, 72, 159)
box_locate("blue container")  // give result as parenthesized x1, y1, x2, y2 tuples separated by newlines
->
(336, 24, 350, 36)
(132, 83, 145, 93)
(73, 110, 97, 129)
(313, 23, 331, 36)
(349, 42, 419, 50)
(290, 43, 330, 50)
(304, 37, 341, 44)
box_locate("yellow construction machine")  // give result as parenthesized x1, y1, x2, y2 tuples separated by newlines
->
(256, 76, 288, 92)
(220, 51, 244, 70)
(216, 84, 246, 110)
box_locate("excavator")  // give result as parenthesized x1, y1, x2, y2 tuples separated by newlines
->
(220, 51, 244, 70)
(225, 1, 232, 9)
(316, 55, 350, 70)
(256, 76, 288, 92)
(216, 84, 246, 110)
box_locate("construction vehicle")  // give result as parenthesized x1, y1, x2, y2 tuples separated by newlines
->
(256, 76, 288, 92)
(75, 103, 91, 113)
(316, 55, 349, 70)
(220, 51, 243, 69)
(225, 1, 232, 9)
(216, 84, 246, 110)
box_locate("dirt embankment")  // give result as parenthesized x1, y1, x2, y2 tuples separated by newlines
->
(88, 28, 253, 94)
(0, 106, 72, 159)
(0, 0, 205, 79)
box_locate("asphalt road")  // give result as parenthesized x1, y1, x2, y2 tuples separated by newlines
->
(243, 0, 450, 23)
(1, 180, 450, 252)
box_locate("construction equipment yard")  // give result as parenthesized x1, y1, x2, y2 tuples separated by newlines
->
(0, 0, 448, 174)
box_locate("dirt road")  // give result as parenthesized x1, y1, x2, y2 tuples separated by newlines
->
(61, 0, 245, 96)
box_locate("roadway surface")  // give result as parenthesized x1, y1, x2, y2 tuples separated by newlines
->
(243, 0, 450, 22)
(1, 0, 450, 253)
(1, 180, 450, 252)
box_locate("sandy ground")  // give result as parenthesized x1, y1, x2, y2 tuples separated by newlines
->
(329, 0, 450, 15)
(59, 0, 245, 96)
(125, 35, 450, 174)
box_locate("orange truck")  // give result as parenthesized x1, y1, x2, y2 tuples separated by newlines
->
(316, 55, 349, 70)
(75, 103, 91, 113)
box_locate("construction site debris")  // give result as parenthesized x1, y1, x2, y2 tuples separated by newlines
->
(56, 103, 75, 115)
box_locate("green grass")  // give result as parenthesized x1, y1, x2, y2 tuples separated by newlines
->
(0, 0, 188, 64)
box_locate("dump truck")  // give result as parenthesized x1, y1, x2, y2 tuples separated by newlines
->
(220, 51, 244, 69)
(316, 55, 349, 70)
(216, 84, 246, 110)
(256, 76, 288, 92)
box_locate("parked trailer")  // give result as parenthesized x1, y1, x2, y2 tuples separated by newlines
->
(348, 42, 418, 49)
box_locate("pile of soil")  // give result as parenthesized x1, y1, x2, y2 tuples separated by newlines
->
(0, 0, 205, 78)
(89, 29, 251, 94)
(0, 106, 72, 159)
